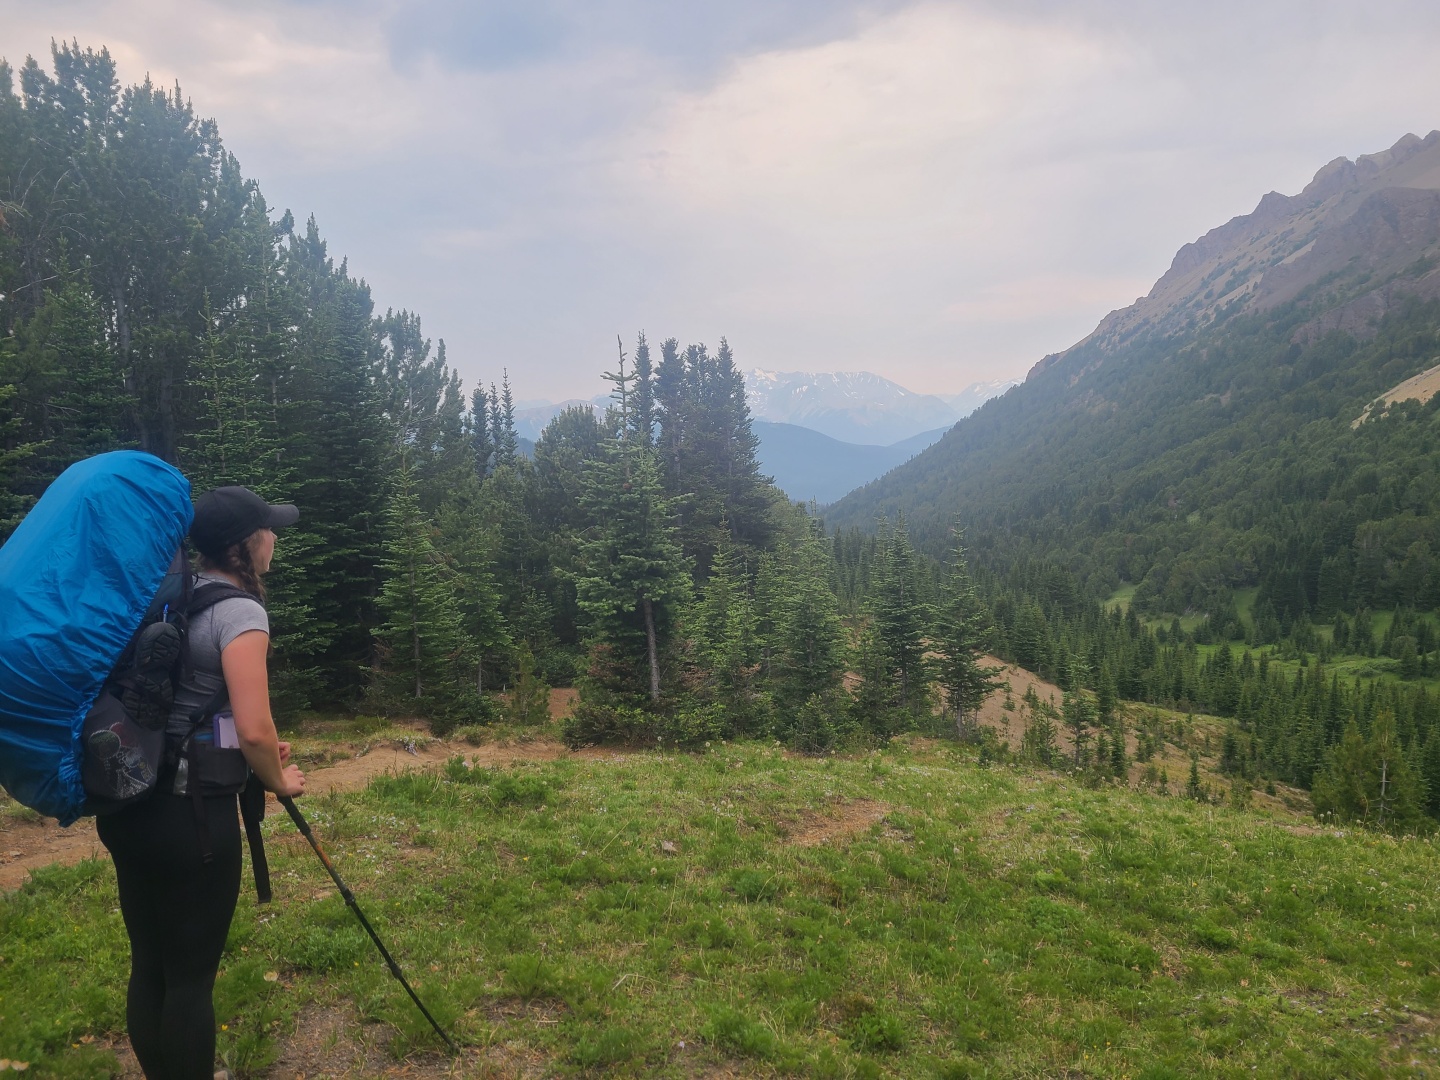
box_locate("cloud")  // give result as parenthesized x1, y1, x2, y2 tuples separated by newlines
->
(4, 1, 1440, 400)
(4, 1, 459, 168)
(625, 6, 1132, 230)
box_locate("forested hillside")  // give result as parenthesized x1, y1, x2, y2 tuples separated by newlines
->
(832, 132, 1440, 617)
(825, 132, 1440, 829)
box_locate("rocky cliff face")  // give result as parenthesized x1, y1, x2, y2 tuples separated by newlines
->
(1030, 131, 1440, 380)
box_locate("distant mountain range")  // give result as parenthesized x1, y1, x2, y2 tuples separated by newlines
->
(752, 421, 951, 505)
(512, 374, 1016, 503)
(744, 370, 1015, 446)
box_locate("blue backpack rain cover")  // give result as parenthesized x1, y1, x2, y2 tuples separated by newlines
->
(0, 451, 192, 825)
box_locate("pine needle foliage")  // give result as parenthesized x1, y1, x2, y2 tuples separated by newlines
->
(1312, 711, 1431, 834)
(373, 465, 478, 729)
(575, 345, 690, 705)
(933, 527, 1002, 738)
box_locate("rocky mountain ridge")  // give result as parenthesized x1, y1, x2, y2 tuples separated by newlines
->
(1030, 131, 1440, 381)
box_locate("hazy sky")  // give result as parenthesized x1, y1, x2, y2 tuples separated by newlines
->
(4, 1, 1440, 401)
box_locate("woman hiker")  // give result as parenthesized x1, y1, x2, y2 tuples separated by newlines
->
(97, 486, 307, 1080)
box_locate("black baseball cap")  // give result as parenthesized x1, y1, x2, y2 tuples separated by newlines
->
(190, 486, 299, 558)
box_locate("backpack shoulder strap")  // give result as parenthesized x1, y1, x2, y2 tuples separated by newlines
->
(177, 580, 273, 902)
(180, 582, 255, 726)
(187, 581, 259, 617)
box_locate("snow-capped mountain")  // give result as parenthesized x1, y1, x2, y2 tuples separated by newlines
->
(939, 380, 1019, 419)
(512, 373, 1017, 449)
(743, 370, 1016, 446)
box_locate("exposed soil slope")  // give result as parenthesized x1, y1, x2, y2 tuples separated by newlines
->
(1353, 361, 1440, 425)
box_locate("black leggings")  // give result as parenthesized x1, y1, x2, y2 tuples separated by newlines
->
(97, 792, 241, 1080)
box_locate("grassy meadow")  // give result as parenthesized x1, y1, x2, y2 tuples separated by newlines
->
(2, 724, 1439, 1078)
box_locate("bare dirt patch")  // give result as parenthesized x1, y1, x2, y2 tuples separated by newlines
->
(548, 687, 578, 720)
(976, 657, 1064, 723)
(91, 1000, 564, 1078)
(0, 814, 109, 892)
(0, 738, 620, 892)
(1387, 1009, 1436, 1050)
(787, 799, 889, 847)
(970, 657, 1070, 754)
(262, 1003, 551, 1079)
(1353, 361, 1440, 426)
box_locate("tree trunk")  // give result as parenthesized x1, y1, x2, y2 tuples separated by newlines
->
(642, 596, 660, 704)
(477, 654, 484, 694)
(113, 277, 147, 449)
(411, 563, 422, 699)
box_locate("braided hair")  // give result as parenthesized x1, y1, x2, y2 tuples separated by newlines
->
(198, 533, 266, 602)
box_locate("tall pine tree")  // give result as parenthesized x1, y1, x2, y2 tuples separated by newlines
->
(575, 344, 690, 704)
(373, 464, 478, 729)
(934, 528, 1001, 738)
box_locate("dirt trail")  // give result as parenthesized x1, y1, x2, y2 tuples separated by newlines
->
(0, 736, 596, 892)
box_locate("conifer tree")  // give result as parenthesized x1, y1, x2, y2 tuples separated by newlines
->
(0, 383, 37, 532)
(185, 297, 273, 491)
(16, 273, 133, 472)
(654, 337, 687, 481)
(185, 294, 327, 708)
(751, 550, 785, 685)
(490, 373, 519, 468)
(1109, 719, 1128, 778)
(649, 336, 771, 574)
(934, 529, 1001, 738)
(575, 344, 690, 704)
(851, 618, 897, 738)
(508, 643, 551, 725)
(869, 514, 931, 716)
(436, 486, 511, 694)
(771, 524, 848, 712)
(273, 216, 388, 704)
(693, 540, 759, 722)
(710, 338, 772, 551)
(373, 464, 477, 729)
(1312, 712, 1429, 834)
(470, 384, 494, 477)
(1064, 686, 1095, 766)
(1020, 700, 1060, 766)
(531, 404, 606, 548)
(631, 332, 656, 447)
(1186, 753, 1204, 800)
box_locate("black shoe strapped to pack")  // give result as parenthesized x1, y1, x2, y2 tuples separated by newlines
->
(119, 621, 182, 731)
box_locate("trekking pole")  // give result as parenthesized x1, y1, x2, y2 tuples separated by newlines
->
(278, 796, 460, 1056)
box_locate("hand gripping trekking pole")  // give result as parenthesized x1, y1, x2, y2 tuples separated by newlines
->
(279, 796, 459, 1056)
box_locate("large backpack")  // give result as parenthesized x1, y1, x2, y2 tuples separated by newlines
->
(0, 453, 272, 897)
(0, 452, 194, 825)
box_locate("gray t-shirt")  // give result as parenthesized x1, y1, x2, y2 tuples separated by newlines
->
(166, 572, 269, 739)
